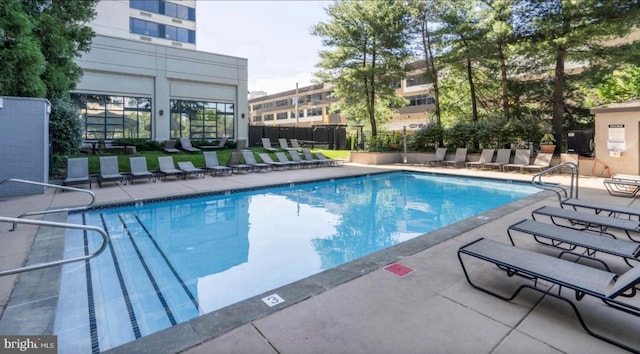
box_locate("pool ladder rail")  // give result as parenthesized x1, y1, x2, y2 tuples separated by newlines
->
(0, 178, 108, 277)
(530, 162, 579, 202)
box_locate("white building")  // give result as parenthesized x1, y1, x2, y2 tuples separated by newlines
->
(72, 0, 248, 142)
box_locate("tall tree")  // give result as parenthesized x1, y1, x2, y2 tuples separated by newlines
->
(0, 0, 98, 99)
(513, 0, 640, 153)
(312, 0, 413, 137)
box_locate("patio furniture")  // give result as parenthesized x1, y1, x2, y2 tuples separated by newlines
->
(63, 157, 92, 189)
(227, 151, 253, 173)
(275, 152, 303, 169)
(203, 151, 232, 176)
(261, 138, 279, 152)
(241, 150, 273, 172)
(98, 156, 124, 187)
(603, 178, 640, 198)
(424, 148, 447, 167)
(258, 153, 288, 171)
(507, 219, 640, 270)
(458, 237, 640, 353)
(561, 198, 640, 220)
(179, 138, 201, 152)
(289, 150, 318, 168)
(199, 137, 227, 150)
(163, 140, 180, 153)
(178, 161, 205, 178)
(441, 148, 468, 168)
(315, 152, 344, 167)
(483, 148, 511, 171)
(279, 138, 298, 151)
(502, 149, 531, 173)
(531, 206, 640, 242)
(465, 149, 494, 169)
(128, 157, 156, 184)
(157, 156, 186, 180)
(522, 153, 553, 173)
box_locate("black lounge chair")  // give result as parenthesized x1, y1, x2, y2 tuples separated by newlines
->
(98, 156, 124, 187)
(531, 206, 640, 242)
(424, 147, 447, 167)
(128, 157, 156, 184)
(157, 156, 185, 180)
(458, 237, 640, 353)
(203, 151, 232, 176)
(561, 198, 640, 220)
(63, 157, 91, 189)
(178, 161, 205, 179)
(179, 138, 201, 153)
(508, 219, 640, 270)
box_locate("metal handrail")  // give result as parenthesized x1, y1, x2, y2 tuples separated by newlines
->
(531, 162, 579, 202)
(0, 178, 96, 231)
(0, 216, 108, 276)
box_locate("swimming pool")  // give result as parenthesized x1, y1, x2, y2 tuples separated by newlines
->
(53, 171, 539, 353)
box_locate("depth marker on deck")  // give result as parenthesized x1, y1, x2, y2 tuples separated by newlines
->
(262, 294, 285, 307)
(384, 263, 415, 277)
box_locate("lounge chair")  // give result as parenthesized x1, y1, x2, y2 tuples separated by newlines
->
(483, 148, 511, 171)
(163, 140, 180, 153)
(63, 157, 91, 189)
(603, 178, 640, 198)
(258, 153, 288, 171)
(315, 152, 344, 167)
(561, 198, 640, 220)
(261, 138, 279, 152)
(227, 151, 253, 173)
(507, 219, 640, 270)
(302, 148, 325, 167)
(289, 150, 318, 168)
(502, 149, 531, 173)
(458, 237, 640, 353)
(203, 151, 232, 176)
(241, 150, 273, 172)
(236, 138, 247, 151)
(275, 152, 303, 169)
(178, 161, 205, 178)
(179, 138, 201, 153)
(278, 138, 297, 151)
(531, 205, 640, 241)
(425, 147, 447, 167)
(290, 139, 302, 150)
(521, 153, 553, 173)
(98, 156, 124, 187)
(465, 149, 494, 169)
(128, 157, 156, 184)
(199, 137, 227, 150)
(441, 148, 467, 168)
(157, 156, 185, 180)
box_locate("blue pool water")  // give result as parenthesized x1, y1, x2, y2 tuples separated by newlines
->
(54, 172, 538, 352)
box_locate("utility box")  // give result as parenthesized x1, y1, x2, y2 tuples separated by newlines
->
(0, 97, 50, 197)
(567, 130, 594, 157)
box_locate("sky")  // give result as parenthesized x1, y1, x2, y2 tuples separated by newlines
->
(197, 0, 333, 95)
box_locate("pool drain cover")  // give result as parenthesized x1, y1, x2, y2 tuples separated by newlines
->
(384, 263, 415, 277)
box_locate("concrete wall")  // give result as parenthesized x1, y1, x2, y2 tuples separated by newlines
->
(0, 97, 50, 196)
(591, 100, 640, 175)
(74, 35, 248, 141)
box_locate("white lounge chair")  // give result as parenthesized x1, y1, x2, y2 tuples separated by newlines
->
(425, 148, 447, 167)
(441, 148, 467, 168)
(502, 149, 531, 173)
(465, 149, 494, 169)
(483, 148, 511, 171)
(522, 153, 552, 173)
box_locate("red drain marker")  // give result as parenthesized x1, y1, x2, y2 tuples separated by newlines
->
(384, 263, 415, 277)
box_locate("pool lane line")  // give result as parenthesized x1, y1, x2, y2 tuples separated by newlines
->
(132, 214, 200, 310)
(117, 214, 178, 326)
(99, 214, 142, 339)
(82, 213, 100, 354)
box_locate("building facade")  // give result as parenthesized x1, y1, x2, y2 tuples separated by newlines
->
(72, 0, 248, 142)
(248, 61, 436, 132)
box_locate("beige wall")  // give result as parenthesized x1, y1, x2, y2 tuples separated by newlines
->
(592, 101, 640, 175)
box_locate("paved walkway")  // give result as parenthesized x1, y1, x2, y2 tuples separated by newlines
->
(1, 163, 639, 354)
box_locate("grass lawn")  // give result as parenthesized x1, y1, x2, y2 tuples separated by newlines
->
(67, 148, 351, 175)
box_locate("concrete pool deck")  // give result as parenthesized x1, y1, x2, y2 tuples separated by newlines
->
(1, 163, 640, 353)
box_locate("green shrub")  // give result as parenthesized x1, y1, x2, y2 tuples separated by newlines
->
(409, 123, 443, 151)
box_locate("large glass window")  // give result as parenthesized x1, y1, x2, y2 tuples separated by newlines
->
(170, 100, 235, 139)
(406, 94, 436, 106)
(130, 0, 195, 21)
(130, 0, 160, 13)
(129, 18, 195, 44)
(71, 94, 152, 140)
(130, 18, 159, 37)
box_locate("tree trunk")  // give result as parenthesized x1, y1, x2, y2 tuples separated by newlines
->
(466, 58, 478, 122)
(552, 46, 566, 155)
(498, 41, 510, 120)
